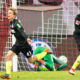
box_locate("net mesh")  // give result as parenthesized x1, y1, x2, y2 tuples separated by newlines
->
(0, 0, 80, 71)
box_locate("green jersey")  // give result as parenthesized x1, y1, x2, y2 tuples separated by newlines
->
(34, 47, 54, 71)
(34, 47, 51, 55)
(34, 47, 67, 71)
(34, 47, 53, 62)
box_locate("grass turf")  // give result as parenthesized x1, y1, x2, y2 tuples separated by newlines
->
(0, 71, 80, 80)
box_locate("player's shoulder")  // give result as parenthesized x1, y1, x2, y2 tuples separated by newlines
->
(13, 19, 18, 23)
(14, 19, 22, 28)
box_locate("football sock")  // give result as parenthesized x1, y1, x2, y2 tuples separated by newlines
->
(6, 61, 12, 75)
(72, 55, 80, 70)
(36, 52, 47, 60)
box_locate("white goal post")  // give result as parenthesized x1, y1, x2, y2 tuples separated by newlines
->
(12, 0, 18, 72)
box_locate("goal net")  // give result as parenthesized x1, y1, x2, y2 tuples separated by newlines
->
(0, 0, 80, 72)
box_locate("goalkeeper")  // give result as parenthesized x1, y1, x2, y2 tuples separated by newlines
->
(0, 7, 51, 79)
(33, 47, 67, 71)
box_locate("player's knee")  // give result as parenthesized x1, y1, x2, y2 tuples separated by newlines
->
(6, 50, 15, 61)
(27, 56, 37, 63)
(6, 55, 11, 61)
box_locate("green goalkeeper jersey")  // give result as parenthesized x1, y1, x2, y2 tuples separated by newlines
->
(34, 47, 67, 71)
(34, 47, 51, 55)
(34, 47, 54, 71)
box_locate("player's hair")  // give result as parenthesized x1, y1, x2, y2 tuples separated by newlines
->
(8, 7, 18, 16)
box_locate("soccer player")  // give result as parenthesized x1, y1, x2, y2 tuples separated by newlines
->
(0, 7, 51, 79)
(69, 14, 80, 75)
(33, 46, 67, 71)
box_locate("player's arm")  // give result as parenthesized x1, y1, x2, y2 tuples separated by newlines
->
(28, 47, 52, 63)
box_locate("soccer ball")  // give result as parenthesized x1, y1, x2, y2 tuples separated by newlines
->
(59, 55, 67, 63)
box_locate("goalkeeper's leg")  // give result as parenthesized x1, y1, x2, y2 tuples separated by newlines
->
(69, 55, 80, 75)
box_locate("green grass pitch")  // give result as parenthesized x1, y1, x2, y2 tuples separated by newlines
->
(0, 71, 80, 80)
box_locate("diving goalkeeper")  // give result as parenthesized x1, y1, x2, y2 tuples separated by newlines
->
(33, 47, 67, 71)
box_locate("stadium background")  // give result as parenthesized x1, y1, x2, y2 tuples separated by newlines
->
(0, 0, 80, 71)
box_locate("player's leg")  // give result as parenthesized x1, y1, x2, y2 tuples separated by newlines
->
(27, 52, 49, 63)
(69, 34, 80, 75)
(0, 41, 20, 79)
(23, 45, 52, 63)
(69, 54, 80, 75)
(53, 55, 67, 71)
(33, 48, 52, 62)
(6, 50, 15, 74)
(0, 50, 16, 79)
